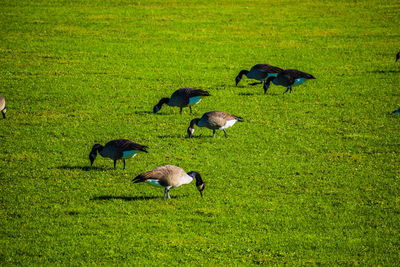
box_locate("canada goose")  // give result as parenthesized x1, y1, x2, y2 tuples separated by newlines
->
(153, 88, 210, 114)
(187, 110, 243, 138)
(235, 64, 283, 86)
(263, 69, 315, 94)
(393, 107, 400, 113)
(89, 139, 148, 169)
(0, 95, 6, 119)
(132, 165, 205, 200)
(397, 52, 400, 62)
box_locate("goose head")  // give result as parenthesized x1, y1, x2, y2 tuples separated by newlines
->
(188, 171, 205, 198)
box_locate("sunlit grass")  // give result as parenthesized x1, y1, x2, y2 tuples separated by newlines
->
(1, 0, 400, 265)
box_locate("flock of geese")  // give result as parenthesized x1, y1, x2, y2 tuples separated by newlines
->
(89, 63, 316, 200)
(1, 54, 398, 199)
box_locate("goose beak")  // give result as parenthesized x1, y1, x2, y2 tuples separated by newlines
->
(197, 183, 205, 198)
(235, 76, 240, 86)
(187, 127, 194, 138)
(89, 154, 96, 166)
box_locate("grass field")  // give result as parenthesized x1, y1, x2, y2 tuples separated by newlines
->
(1, 0, 400, 265)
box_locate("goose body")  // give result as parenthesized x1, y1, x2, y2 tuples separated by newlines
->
(89, 139, 148, 169)
(132, 165, 205, 199)
(397, 52, 400, 62)
(0, 95, 6, 119)
(153, 88, 210, 114)
(187, 110, 243, 138)
(263, 69, 315, 94)
(235, 64, 283, 86)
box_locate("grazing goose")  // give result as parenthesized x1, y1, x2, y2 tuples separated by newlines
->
(235, 64, 283, 86)
(0, 95, 6, 119)
(132, 165, 205, 200)
(153, 88, 210, 114)
(89, 139, 148, 169)
(393, 107, 400, 113)
(187, 110, 243, 138)
(397, 52, 400, 62)
(263, 69, 315, 94)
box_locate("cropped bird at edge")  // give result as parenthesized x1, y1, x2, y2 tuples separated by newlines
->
(89, 139, 148, 170)
(393, 107, 400, 114)
(0, 95, 6, 119)
(235, 64, 283, 86)
(263, 69, 315, 94)
(132, 165, 205, 200)
(153, 88, 210, 114)
(187, 110, 243, 138)
(396, 52, 400, 62)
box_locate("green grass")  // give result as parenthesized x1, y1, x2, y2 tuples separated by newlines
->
(1, 0, 400, 265)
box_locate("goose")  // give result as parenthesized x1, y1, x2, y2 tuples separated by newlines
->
(132, 165, 205, 200)
(393, 107, 400, 113)
(263, 69, 315, 94)
(235, 64, 283, 86)
(153, 88, 210, 114)
(0, 95, 6, 119)
(89, 139, 148, 169)
(187, 110, 243, 138)
(397, 52, 400, 62)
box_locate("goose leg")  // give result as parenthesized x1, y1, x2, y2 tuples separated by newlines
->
(180, 107, 183, 114)
(223, 129, 228, 138)
(263, 81, 269, 94)
(123, 159, 126, 170)
(213, 129, 216, 138)
(283, 87, 290, 94)
(113, 160, 116, 169)
(167, 190, 171, 199)
(190, 106, 193, 114)
(163, 188, 168, 200)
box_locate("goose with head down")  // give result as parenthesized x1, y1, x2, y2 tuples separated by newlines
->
(0, 95, 6, 119)
(263, 69, 315, 94)
(187, 110, 243, 138)
(153, 88, 210, 114)
(132, 165, 205, 200)
(235, 64, 283, 86)
(89, 139, 148, 169)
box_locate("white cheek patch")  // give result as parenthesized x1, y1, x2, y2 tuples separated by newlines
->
(220, 119, 237, 130)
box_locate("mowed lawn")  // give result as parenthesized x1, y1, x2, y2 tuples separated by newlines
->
(1, 0, 400, 265)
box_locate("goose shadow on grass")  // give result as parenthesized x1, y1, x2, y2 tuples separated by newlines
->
(133, 110, 154, 115)
(367, 70, 400, 74)
(57, 165, 108, 171)
(91, 195, 168, 201)
(157, 134, 183, 139)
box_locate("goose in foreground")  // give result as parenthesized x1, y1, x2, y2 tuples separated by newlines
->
(263, 69, 315, 94)
(89, 139, 148, 169)
(153, 88, 210, 114)
(235, 64, 283, 86)
(397, 52, 400, 62)
(132, 165, 205, 200)
(0, 95, 6, 119)
(393, 107, 400, 113)
(187, 110, 243, 138)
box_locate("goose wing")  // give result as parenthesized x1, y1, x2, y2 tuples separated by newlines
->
(253, 64, 283, 74)
(132, 165, 186, 187)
